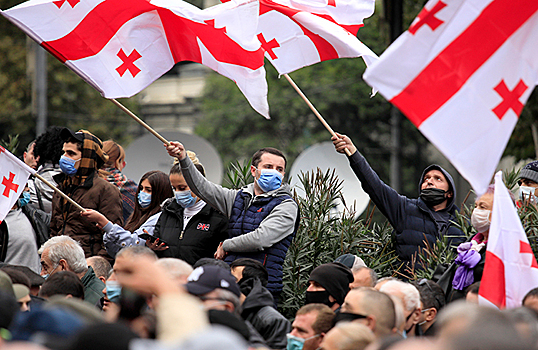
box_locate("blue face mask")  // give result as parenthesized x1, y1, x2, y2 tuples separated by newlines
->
(256, 168, 283, 193)
(59, 155, 80, 176)
(18, 191, 31, 208)
(106, 280, 122, 303)
(138, 191, 152, 208)
(286, 334, 319, 350)
(175, 190, 196, 208)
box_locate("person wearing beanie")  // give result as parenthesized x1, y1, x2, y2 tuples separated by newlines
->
(50, 128, 123, 260)
(305, 263, 353, 311)
(518, 160, 538, 204)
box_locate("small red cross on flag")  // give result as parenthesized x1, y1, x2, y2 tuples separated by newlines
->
(0, 147, 34, 223)
(492, 79, 528, 120)
(116, 48, 142, 77)
(257, 33, 279, 60)
(408, 0, 447, 35)
(197, 223, 210, 231)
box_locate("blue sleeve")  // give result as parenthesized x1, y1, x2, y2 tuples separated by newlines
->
(103, 212, 161, 258)
(347, 151, 408, 231)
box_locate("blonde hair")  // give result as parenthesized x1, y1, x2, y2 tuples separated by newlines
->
(171, 150, 205, 177)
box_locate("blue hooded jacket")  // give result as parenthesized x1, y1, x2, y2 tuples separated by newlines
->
(347, 151, 466, 269)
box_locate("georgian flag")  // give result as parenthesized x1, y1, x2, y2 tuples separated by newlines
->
(363, 0, 538, 195)
(222, 0, 379, 74)
(1, 0, 270, 118)
(0, 147, 35, 223)
(478, 172, 538, 309)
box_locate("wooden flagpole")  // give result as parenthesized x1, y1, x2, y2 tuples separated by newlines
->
(33, 173, 85, 212)
(283, 74, 352, 156)
(110, 99, 170, 146)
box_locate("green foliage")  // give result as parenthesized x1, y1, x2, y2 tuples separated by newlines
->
(0, 134, 20, 154)
(278, 168, 397, 319)
(224, 159, 253, 189)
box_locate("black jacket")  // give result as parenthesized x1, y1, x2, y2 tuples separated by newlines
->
(240, 278, 290, 350)
(152, 199, 228, 265)
(348, 151, 465, 268)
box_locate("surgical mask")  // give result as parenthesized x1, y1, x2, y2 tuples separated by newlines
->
(59, 155, 80, 176)
(420, 188, 448, 207)
(286, 334, 319, 350)
(138, 191, 152, 208)
(18, 191, 31, 208)
(42, 263, 59, 280)
(520, 186, 537, 203)
(305, 290, 335, 308)
(175, 190, 196, 208)
(106, 280, 122, 303)
(334, 312, 368, 324)
(471, 208, 491, 233)
(256, 168, 283, 193)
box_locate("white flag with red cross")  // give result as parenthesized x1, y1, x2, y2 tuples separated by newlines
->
(222, 0, 378, 74)
(1, 0, 269, 118)
(478, 171, 538, 309)
(363, 0, 538, 195)
(0, 147, 35, 224)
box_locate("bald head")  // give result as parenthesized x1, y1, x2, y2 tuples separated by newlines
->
(341, 288, 396, 338)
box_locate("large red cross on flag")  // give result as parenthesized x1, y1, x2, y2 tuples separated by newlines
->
(478, 172, 538, 309)
(0, 147, 35, 224)
(1, 0, 269, 118)
(223, 0, 379, 74)
(363, 0, 538, 195)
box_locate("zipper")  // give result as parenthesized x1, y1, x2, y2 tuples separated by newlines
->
(179, 230, 184, 240)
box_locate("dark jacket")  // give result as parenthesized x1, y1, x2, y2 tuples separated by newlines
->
(225, 191, 298, 297)
(81, 266, 105, 306)
(348, 151, 465, 268)
(51, 172, 123, 259)
(240, 278, 290, 350)
(152, 199, 228, 265)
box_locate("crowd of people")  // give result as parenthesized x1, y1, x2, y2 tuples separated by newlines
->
(1, 125, 538, 350)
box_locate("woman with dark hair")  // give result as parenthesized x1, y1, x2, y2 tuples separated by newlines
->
(148, 151, 228, 265)
(99, 140, 138, 223)
(82, 171, 173, 258)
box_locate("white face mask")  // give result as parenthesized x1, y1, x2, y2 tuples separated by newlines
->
(471, 208, 491, 233)
(519, 186, 537, 203)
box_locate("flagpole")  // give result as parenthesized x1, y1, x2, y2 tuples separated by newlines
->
(33, 173, 85, 212)
(283, 74, 352, 156)
(110, 99, 170, 146)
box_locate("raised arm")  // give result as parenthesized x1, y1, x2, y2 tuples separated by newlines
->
(165, 141, 237, 216)
(332, 133, 408, 231)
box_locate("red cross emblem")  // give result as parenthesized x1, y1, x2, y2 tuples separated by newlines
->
(327, 0, 336, 6)
(257, 33, 280, 60)
(0, 146, 5, 154)
(409, 1, 447, 35)
(2, 172, 19, 198)
(116, 49, 142, 77)
(197, 223, 210, 231)
(492, 79, 527, 120)
(520, 240, 538, 269)
(53, 0, 80, 9)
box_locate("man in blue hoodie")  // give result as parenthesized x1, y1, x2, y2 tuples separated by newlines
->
(332, 133, 465, 272)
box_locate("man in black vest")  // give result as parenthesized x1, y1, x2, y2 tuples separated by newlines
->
(165, 141, 299, 304)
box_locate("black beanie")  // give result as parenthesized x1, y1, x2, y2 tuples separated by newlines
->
(308, 262, 353, 305)
(520, 161, 538, 184)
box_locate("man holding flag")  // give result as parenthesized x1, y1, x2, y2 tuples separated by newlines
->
(50, 128, 122, 260)
(333, 133, 465, 274)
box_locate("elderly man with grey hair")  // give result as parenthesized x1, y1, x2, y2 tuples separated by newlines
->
(379, 280, 421, 337)
(156, 258, 193, 285)
(39, 236, 104, 306)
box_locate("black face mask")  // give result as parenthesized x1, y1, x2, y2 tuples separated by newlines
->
(305, 291, 335, 308)
(420, 188, 448, 207)
(334, 312, 368, 324)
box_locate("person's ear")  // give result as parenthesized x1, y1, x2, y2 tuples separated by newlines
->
(98, 276, 106, 284)
(59, 259, 69, 271)
(425, 308, 437, 322)
(447, 191, 453, 198)
(250, 164, 258, 178)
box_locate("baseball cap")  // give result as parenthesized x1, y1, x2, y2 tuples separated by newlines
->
(186, 265, 241, 298)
